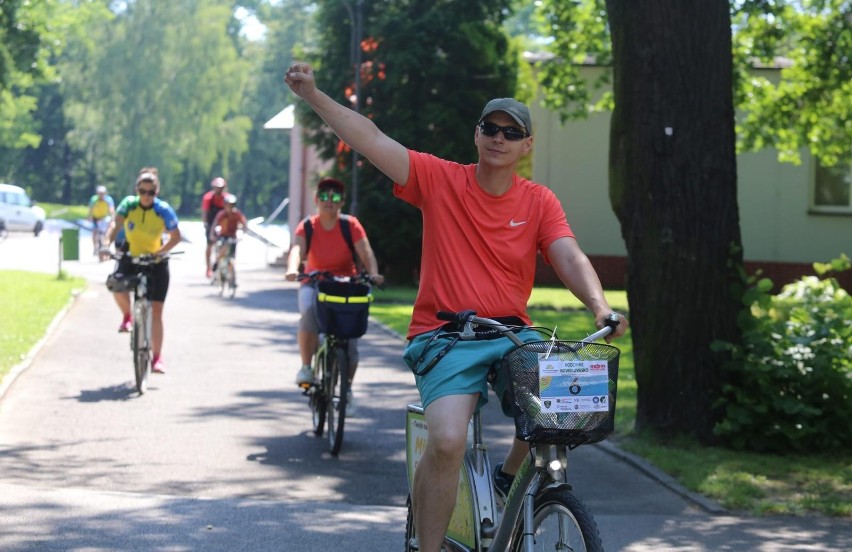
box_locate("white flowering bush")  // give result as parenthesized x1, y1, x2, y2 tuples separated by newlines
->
(714, 255, 852, 453)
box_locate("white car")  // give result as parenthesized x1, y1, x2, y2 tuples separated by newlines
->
(0, 183, 46, 236)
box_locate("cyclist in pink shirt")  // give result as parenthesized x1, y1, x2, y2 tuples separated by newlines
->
(285, 63, 628, 552)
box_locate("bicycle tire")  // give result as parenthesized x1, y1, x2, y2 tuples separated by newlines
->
(326, 345, 348, 455)
(133, 302, 151, 394)
(228, 259, 236, 298)
(404, 494, 417, 551)
(311, 348, 327, 436)
(511, 487, 603, 552)
(217, 264, 226, 296)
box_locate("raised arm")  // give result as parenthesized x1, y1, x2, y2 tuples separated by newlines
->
(284, 63, 410, 186)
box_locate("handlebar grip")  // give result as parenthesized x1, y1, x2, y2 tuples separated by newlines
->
(436, 310, 478, 323)
(604, 313, 620, 329)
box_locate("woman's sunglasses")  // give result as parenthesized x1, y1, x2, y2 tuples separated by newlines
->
(478, 121, 529, 141)
(318, 191, 343, 202)
(137, 188, 157, 197)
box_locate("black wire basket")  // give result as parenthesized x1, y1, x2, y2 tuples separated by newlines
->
(501, 339, 620, 447)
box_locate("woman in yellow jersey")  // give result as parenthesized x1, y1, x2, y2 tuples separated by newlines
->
(103, 167, 181, 374)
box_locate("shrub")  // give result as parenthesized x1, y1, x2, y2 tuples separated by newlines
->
(713, 255, 852, 453)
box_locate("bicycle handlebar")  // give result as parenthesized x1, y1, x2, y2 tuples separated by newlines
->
(436, 309, 619, 347)
(108, 251, 184, 264)
(298, 269, 384, 288)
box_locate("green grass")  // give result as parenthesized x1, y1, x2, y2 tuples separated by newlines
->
(372, 286, 850, 518)
(620, 434, 851, 517)
(0, 271, 86, 379)
(40, 202, 90, 221)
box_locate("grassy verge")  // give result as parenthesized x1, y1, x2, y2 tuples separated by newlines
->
(0, 271, 86, 382)
(371, 285, 850, 517)
(40, 202, 89, 221)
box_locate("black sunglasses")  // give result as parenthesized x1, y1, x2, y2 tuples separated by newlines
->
(137, 188, 157, 197)
(478, 121, 529, 141)
(318, 191, 343, 202)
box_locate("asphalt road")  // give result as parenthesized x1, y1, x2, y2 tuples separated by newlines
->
(1, 223, 849, 551)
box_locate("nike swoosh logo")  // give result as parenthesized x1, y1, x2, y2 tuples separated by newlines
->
(509, 219, 527, 227)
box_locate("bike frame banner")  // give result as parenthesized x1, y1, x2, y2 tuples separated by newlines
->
(406, 406, 476, 548)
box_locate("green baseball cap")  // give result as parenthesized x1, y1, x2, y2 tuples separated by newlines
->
(479, 98, 532, 135)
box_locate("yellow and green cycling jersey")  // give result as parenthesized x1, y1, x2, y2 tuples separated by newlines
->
(116, 196, 179, 256)
(88, 194, 115, 220)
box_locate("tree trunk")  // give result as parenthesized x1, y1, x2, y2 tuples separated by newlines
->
(605, 0, 743, 441)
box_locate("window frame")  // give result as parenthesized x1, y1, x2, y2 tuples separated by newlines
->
(810, 160, 852, 215)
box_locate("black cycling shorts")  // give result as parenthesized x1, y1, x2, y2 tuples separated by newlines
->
(113, 255, 170, 303)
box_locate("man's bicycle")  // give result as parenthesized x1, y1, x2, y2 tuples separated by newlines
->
(405, 310, 621, 552)
(108, 252, 176, 395)
(92, 217, 110, 255)
(299, 270, 378, 456)
(213, 237, 238, 297)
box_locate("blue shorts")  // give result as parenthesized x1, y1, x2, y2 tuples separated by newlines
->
(402, 328, 542, 415)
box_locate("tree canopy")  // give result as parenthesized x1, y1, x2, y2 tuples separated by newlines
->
(536, 0, 852, 168)
(299, 0, 523, 281)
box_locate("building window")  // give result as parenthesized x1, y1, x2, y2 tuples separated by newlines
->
(813, 161, 852, 214)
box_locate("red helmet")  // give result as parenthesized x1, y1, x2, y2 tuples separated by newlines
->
(211, 177, 227, 189)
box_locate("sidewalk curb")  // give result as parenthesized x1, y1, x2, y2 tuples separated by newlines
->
(367, 315, 727, 515)
(0, 288, 84, 402)
(594, 440, 728, 515)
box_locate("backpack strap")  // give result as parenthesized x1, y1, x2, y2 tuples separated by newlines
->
(338, 214, 358, 266)
(302, 216, 313, 257)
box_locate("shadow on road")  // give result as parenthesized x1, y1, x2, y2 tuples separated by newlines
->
(73, 383, 139, 402)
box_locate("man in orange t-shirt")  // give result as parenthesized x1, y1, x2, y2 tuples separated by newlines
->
(285, 64, 628, 552)
(285, 177, 384, 414)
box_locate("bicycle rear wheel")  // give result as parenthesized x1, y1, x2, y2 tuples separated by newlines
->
(310, 348, 326, 436)
(133, 302, 151, 394)
(512, 487, 603, 552)
(325, 345, 348, 455)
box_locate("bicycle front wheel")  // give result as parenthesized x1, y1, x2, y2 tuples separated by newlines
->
(217, 264, 227, 296)
(512, 487, 603, 552)
(227, 260, 236, 298)
(133, 302, 151, 394)
(325, 345, 348, 456)
(311, 348, 326, 436)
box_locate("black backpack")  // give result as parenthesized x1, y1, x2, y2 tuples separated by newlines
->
(302, 214, 358, 266)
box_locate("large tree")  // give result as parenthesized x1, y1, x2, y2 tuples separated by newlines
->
(60, 0, 252, 211)
(0, 0, 110, 159)
(226, 0, 317, 219)
(536, 0, 851, 440)
(605, 1, 742, 439)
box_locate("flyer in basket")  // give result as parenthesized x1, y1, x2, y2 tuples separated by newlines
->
(538, 356, 609, 413)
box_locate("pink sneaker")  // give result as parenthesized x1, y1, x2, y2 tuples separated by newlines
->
(206, 268, 212, 278)
(118, 314, 132, 333)
(152, 355, 166, 374)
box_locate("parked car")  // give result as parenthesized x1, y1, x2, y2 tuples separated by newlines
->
(0, 183, 46, 236)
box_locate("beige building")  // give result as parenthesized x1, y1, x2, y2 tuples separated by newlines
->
(530, 65, 851, 290)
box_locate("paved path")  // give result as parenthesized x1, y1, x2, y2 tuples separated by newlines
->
(0, 225, 849, 551)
